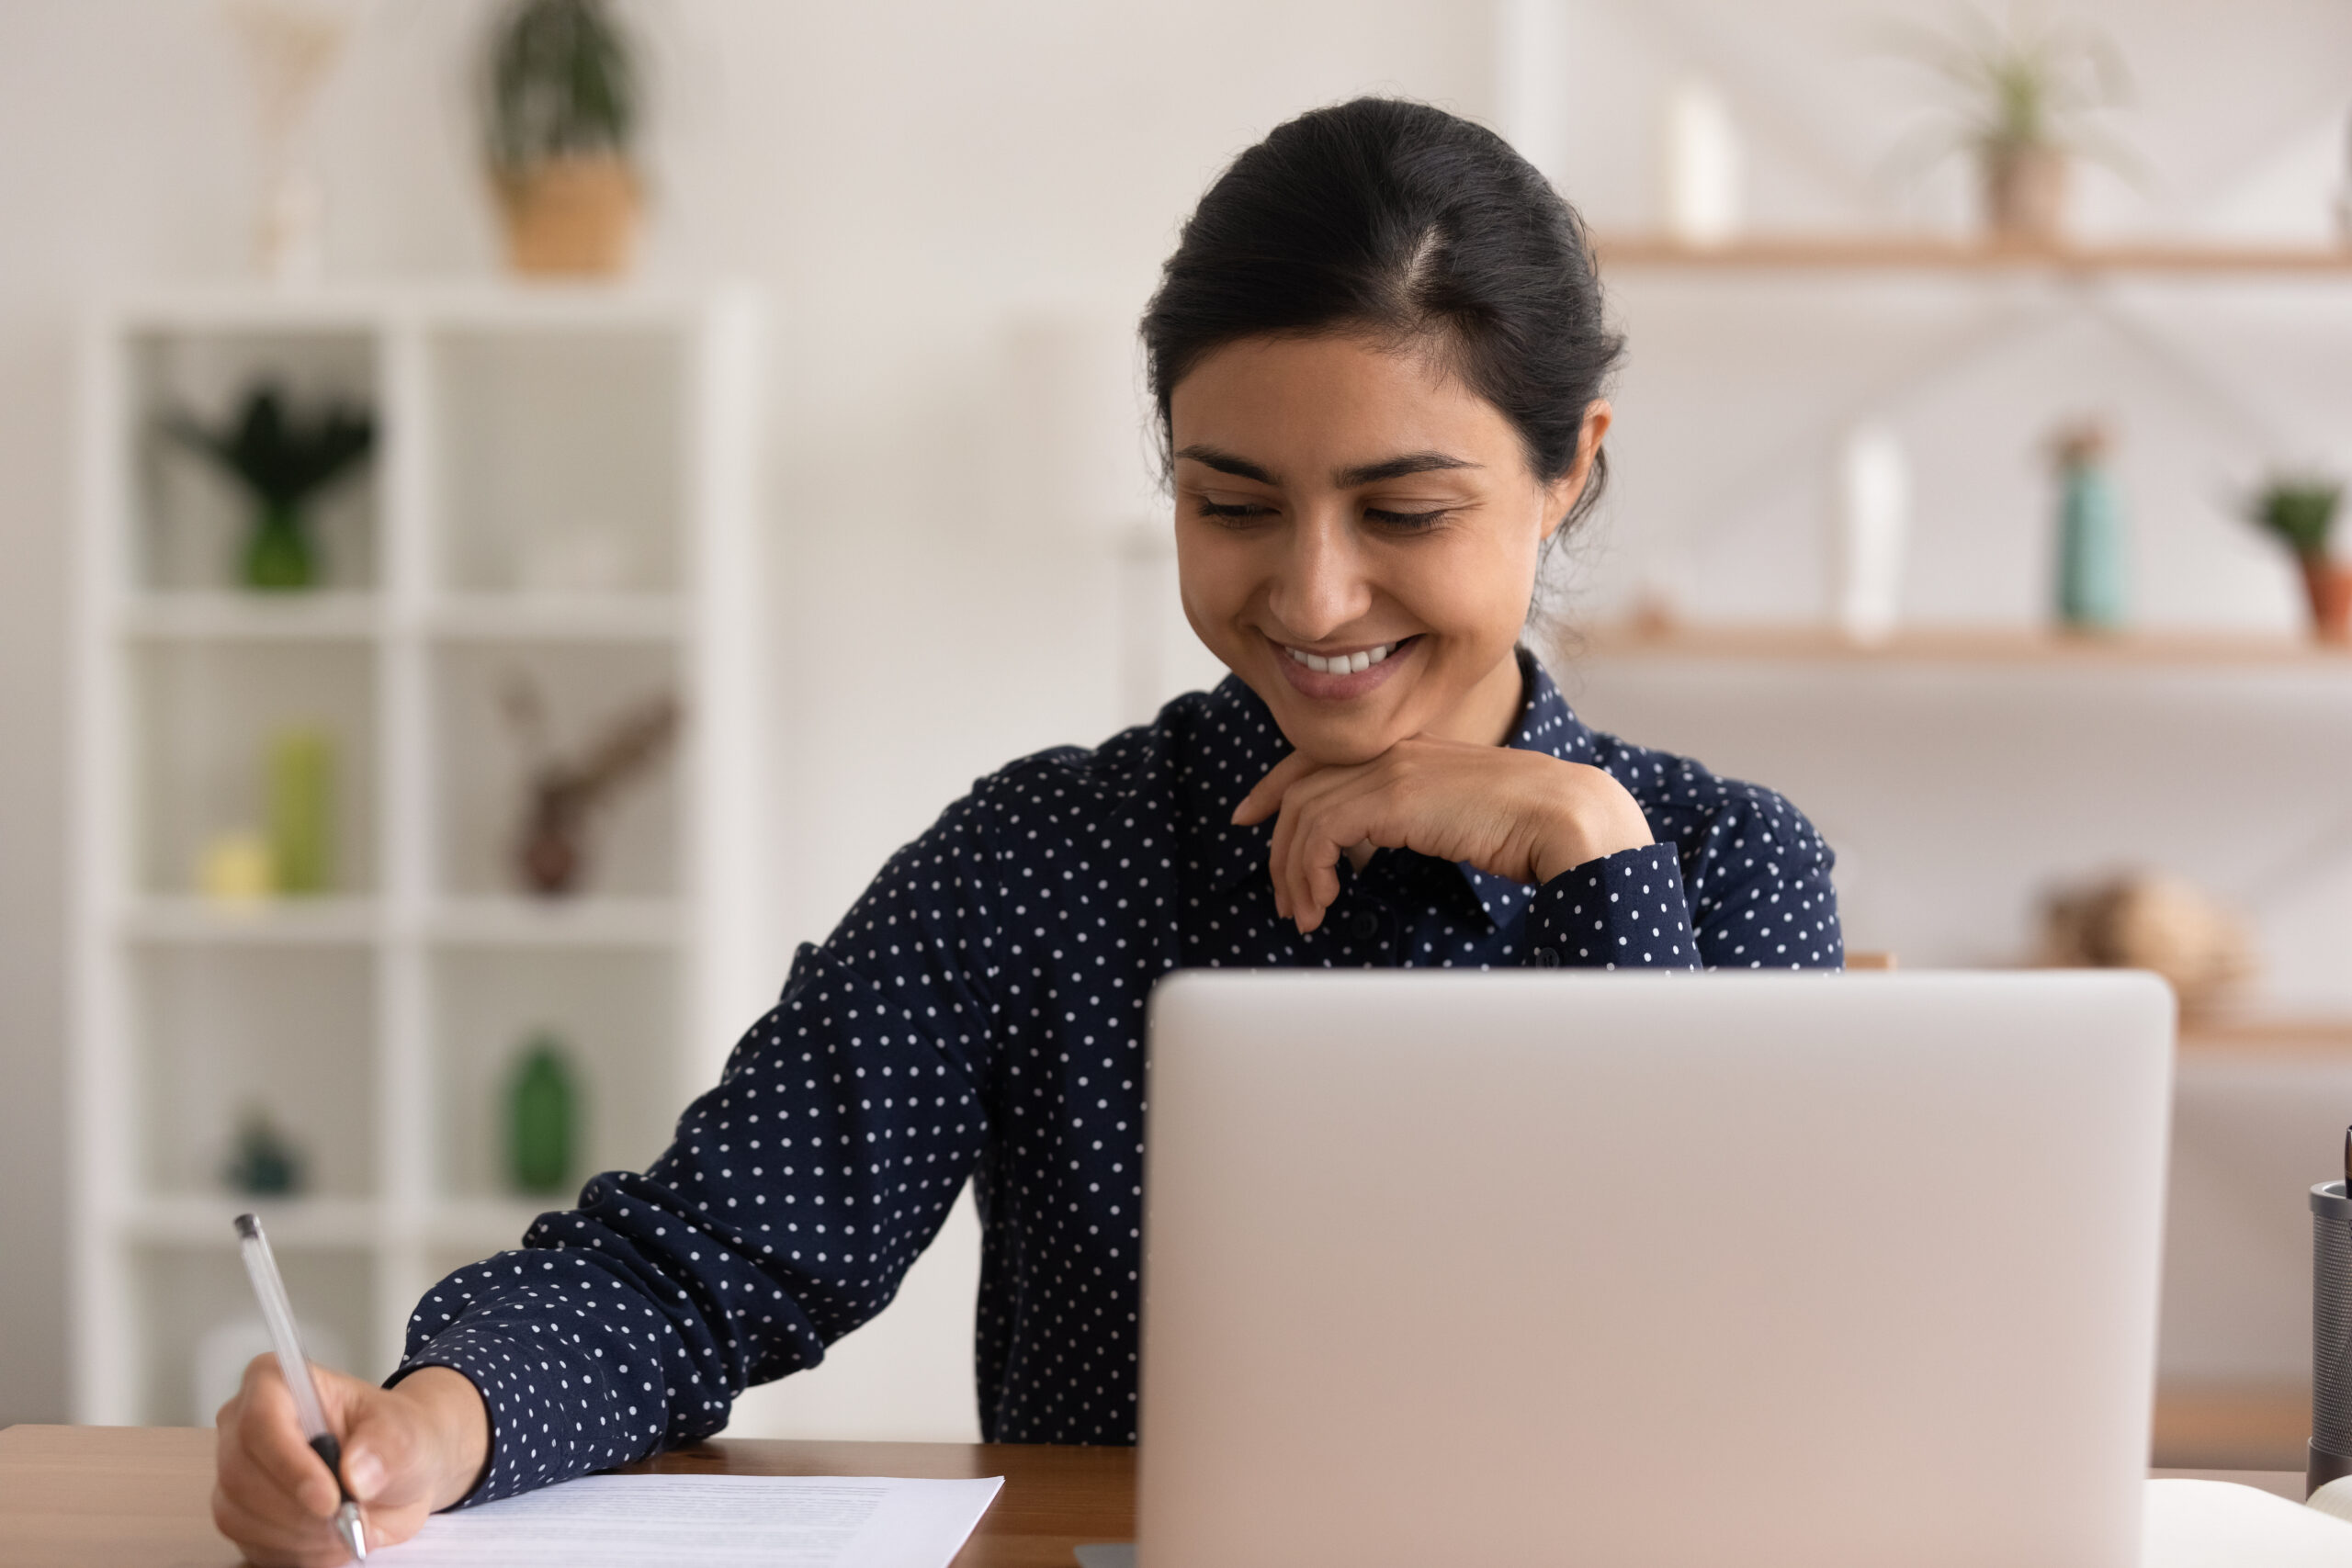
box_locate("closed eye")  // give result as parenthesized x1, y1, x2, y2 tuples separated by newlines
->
(1363, 506, 1452, 529)
(1194, 498, 1276, 522)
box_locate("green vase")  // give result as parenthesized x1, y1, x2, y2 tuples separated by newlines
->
(2056, 461, 2128, 630)
(243, 500, 316, 591)
(266, 728, 334, 896)
(507, 1035, 580, 1197)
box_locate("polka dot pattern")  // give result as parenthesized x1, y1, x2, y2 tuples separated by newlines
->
(393, 647, 1841, 1504)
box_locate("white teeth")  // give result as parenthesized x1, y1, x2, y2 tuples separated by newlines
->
(1286, 641, 1397, 676)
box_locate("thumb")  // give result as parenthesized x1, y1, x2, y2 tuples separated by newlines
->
(335, 1385, 433, 1509)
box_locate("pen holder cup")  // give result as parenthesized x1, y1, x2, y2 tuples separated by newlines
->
(2312, 1181, 2352, 1497)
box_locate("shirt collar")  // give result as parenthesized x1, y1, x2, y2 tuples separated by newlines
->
(1186, 647, 1600, 923)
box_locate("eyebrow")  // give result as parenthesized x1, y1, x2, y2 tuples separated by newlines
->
(1174, 445, 1480, 488)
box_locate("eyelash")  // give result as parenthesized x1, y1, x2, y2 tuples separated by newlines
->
(1191, 500, 1453, 530)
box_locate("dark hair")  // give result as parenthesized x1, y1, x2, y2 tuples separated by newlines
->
(1142, 96, 1624, 533)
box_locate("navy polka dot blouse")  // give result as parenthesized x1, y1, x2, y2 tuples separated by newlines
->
(392, 648, 1841, 1503)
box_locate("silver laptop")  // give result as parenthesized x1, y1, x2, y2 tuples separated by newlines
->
(1134, 971, 2174, 1568)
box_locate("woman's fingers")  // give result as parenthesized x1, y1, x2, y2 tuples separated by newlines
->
(1230, 749, 1321, 828)
(224, 1358, 344, 1518)
(211, 1483, 349, 1568)
(1273, 766, 1392, 932)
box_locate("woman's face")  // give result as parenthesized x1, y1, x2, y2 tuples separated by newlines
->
(1170, 333, 1607, 766)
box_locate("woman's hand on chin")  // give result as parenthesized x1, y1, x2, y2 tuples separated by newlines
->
(1231, 739, 1656, 935)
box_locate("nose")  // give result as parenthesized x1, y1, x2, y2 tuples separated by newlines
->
(1267, 510, 1373, 643)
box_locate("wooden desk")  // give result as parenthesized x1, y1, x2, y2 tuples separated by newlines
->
(0, 1424, 2312, 1566)
(0, 1427, 1134, 1567)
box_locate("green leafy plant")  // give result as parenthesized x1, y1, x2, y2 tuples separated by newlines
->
(487, 0, 638, 175)
(2246, 476, 2343, 558)
(164, 383, 375, 590)
(1882, 7, 2137, 222)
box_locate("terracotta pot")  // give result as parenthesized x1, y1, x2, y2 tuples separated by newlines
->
(2300, 552, 2352, 644)
(496, 154, 639, 277)
(1982, 143, 2069, 248)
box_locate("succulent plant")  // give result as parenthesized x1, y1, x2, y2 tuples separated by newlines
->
(164, 382, 374, 514)
(2246, 476, 2343, 558)
(487, 0, 638, 175)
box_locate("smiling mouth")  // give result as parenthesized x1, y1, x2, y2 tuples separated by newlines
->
(1280, 637, 1415, 676)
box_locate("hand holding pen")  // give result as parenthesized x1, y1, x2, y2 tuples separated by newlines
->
(212, 1214, 491, 1566)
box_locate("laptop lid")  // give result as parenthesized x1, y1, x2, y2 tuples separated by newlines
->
(1136, 970, 2173, 1568)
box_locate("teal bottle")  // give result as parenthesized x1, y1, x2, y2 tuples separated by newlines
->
(507, 1034, 580, 1197)
(2055, 426, 2127, 630)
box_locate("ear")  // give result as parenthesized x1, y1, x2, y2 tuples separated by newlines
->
(1539, 400, 1614, 541)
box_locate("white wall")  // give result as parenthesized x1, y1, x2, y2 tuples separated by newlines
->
(5, 0, 2349, 1430)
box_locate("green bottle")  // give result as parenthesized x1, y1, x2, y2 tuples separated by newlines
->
(507, 1033, 580, 1197)
(2054, 424, 2128, 631)
(266, 728, 334, 896)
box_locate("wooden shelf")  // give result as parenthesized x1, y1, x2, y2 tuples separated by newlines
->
(1569, 622, 2352, 671)
(1594, 233, 2352, 277)
(120, 592, 381, 642)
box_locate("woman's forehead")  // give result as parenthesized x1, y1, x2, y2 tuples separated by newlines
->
(1168, 333, 1517, 477)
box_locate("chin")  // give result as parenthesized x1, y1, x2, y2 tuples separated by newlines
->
(1262, 700, 1407, 767)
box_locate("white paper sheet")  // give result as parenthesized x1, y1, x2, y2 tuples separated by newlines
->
(2143, 1479, 2352, 1568)
(373, 1472, 1004, 1568)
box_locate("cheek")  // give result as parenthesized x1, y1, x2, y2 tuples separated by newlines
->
(1413, 530, 1542, 649)
(1174, 532, 1246, 647)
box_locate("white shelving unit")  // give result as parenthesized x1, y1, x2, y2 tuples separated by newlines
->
(69, 285, 773, 1426)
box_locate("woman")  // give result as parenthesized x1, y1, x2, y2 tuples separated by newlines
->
(214, 96, 1839, 1562)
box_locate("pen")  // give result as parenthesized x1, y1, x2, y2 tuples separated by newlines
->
(235, 1213, 368, 1562)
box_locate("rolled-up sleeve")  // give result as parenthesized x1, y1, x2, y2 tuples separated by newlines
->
(391, 794, 1004, 1505)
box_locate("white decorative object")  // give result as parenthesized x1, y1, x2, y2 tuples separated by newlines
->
(221, 0, 356, 285)
(1831, 423, 1911, 645)
(1661, 77, 1743, 249)
(69, 285, 771, 1422)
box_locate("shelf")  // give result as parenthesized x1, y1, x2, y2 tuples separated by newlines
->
(2180, 1019, 2352, 1059)
(421, 1199, 556, 1255)
(1570, 623, 2352, 671)
(120, 592, 382, 642)
(1594, 233, 2352, 277)
(426, 592, 683, 642)
(122, 896, 382, 946)
(118, 1194, 381, 1248)
(426, 895, 683, 948)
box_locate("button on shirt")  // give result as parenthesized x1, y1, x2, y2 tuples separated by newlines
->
(393, 649, 1841, 1503)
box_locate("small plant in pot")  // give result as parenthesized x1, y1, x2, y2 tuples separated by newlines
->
(2244, 475, 2348, 643)
(1891, 10, 2132, 249)
(164, 382, 375, 591)
(484, 0, 641, 276)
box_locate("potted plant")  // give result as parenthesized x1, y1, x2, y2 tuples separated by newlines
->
(1894, 12, 2132, 248)
(2245, 476, 2348, 643)
(484, 0, 641, 276)
(164, 382, 375, 591)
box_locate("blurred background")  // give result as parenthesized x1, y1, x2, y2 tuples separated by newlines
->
(3, 0, 2350, 1470)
